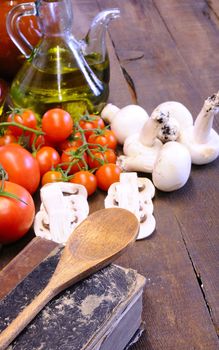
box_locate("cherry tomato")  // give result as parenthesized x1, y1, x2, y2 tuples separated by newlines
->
(0, 144, 40, 194)
(58, 132, 83, 151)
(0, 133, 17, 146)
(42, 108, 73, 142)
(0, 180, 35, 244)
(29, 130, 55, 150)
(41, 170, 63, 186)
(70, 170, 97, 196)
(95, 163, 121, 191)
(7, 109, 37, 136)
(88, 130, 117, 150)
(79, 115, 105, 139)
(88, 149, 117, 169)
(88, 134, 108, 148)
(61, 146, 88, 174)
(36, 146, 61, 176)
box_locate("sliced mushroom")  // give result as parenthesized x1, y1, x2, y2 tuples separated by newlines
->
(43, 181, 88, 198)
(137, 177, 155, 199)
(137, 212, 156, 240)
(105, 172, 156, 239)
(34, 182, 89, 244)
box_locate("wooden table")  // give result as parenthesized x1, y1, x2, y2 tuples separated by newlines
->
(0, 0, 219, 349)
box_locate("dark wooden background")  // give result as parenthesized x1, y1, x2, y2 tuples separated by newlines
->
(0, 1, 219, 349)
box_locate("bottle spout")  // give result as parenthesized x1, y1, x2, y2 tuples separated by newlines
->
(90, 8, 120, 29)
(83, 8, 120, 58)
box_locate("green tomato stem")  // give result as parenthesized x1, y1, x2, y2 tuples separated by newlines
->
(0, 164, 27, 204)
(0, 190, 28, 205)
(0, 122, 44, 135)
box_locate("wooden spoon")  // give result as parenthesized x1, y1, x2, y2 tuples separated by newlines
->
(0, 208, 139, 350)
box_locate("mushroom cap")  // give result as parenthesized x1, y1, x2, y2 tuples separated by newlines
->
(155, 101, 193, 130)
(180, 127, 219, 165)
(152, 141, 191, 191)
(111, 105, 149, 144)
(157, 116, 180, 143)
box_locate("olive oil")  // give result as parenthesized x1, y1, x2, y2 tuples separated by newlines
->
(7, 0, 120, 121)
(10, 51, 110, 120)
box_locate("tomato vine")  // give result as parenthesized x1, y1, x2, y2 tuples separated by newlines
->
(0, 165, 27, 204)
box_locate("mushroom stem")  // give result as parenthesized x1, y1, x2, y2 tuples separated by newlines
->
(101, 103, 120, 123)
(139, 116, 160, 147)
(194, 92, 219, 144)
(117, 154, 156, 173)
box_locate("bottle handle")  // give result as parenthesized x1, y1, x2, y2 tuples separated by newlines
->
(6, 2, 37, 59)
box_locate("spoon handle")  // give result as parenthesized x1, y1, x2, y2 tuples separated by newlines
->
(0, 283, 55, 350)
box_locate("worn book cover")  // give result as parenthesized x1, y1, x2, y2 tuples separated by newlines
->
(0, 245, 145, 350)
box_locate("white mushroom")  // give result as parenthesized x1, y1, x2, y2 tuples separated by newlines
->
(179, 92, 219, 165)
(105, 172, 156, 239)
(100, 103, 120, 123)
(101, 103, 149, 144)
(148, 107, 180, 143)
(116, 109, 165, 172)
(152, 141, 191, 191)
(137, 177, 156, 199)
(34, 182, 89, 244)
(154, 101, 193, 130)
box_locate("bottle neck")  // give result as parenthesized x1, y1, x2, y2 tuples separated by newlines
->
(37, 0, 73, 36)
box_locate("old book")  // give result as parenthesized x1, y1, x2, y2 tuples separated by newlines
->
(0, 244, 145, 350)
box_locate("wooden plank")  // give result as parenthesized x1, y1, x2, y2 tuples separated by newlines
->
(210, 0, 219, 15)
(140, 0, 219, 335)
(117, 202, 219, 350)
(95, 0, 219, 347)
(166, 165, 219, 334)
(0, 1, 219, 350)
(97, 0, 219, 116)
(96, 0, 202, 114)
(152, 0, 219, 101)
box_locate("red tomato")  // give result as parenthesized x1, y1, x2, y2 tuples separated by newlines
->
(36, 146, 61, 176)
(70, 170, 97, 196)
(0, 181, 35, 244)
(0, 144, 40, 194)
(0, 133, 17, 146)
(30, 130, 55, 150)
(41, 170, 63, 186)
(42, 108, 73, 142)
(58, 132, 83, 151)
(88, 130, 117, 150)
(79, 115, 105, 139)
(7, 109, 37, 136)
(88, 149, 117, 169)
(95, 163, 121, 191)
(61, 146, 88, 174)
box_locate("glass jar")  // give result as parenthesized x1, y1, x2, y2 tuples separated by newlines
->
(0, 0, 40, 81)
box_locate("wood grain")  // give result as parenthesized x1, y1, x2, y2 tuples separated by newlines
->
(97, 0, 219, 348)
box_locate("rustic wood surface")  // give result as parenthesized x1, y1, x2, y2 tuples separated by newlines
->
(0, 0, 219, 349)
